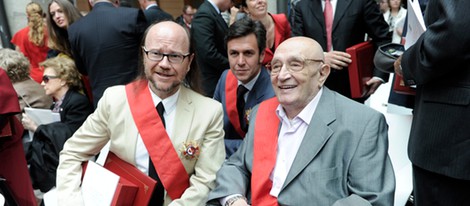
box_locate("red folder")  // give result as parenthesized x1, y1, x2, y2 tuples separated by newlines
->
(346, 41, 374, 98)
(393, 75, 416, 95)
(83, 152, 156, 206)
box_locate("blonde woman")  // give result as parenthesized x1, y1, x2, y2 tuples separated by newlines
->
(11, 2, 49, 83)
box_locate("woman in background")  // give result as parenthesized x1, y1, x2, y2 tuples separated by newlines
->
(0, 48, 52, 120)
(46, 0, 82, 57)
(22, 56, 93, 194)
(241, 0, 290, 69)
(11, 2, 49, 83)
(383, 0, 407, 43)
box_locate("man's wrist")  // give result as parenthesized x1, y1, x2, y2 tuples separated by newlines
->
(225, 196, 248, 206)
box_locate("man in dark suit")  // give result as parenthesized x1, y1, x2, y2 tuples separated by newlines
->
(207, 37, 394, 206)
(68, 0, 147, 108)
(191, 0, 232, 97)
(176, 5, 196, 34)
(213, 18, 275, 158)
(137, 0, 173, 24)
(394, 0, 470, 205)
(292, 0, 391, 102)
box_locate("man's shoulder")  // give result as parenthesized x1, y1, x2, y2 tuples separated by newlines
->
(183, 87, 222, 108)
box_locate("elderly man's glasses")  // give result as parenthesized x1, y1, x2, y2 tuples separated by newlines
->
(270, 58, 324, 75)
(142, 47, 191, 63)
(42, 75, 59, 83)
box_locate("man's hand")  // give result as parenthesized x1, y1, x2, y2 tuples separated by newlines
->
(230, 198, 250, 206)
(364, 78, 383, 96)
(394, 55, 403, 76)
(324, 51, 352, 70)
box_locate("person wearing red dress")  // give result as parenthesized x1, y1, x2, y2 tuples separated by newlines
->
(11, 2, 49, 84)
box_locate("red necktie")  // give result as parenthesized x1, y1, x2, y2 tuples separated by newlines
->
(324, 0, 333, 51)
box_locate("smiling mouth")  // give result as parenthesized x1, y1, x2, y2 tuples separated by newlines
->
(279, 85, 296, 89)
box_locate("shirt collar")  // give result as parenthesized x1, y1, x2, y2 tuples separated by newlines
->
(276, 87, 323, 125)
(208, 0, 221, 14)
(145, 3, 157, 10)
(148, 84, 179, 116)
(237, 70, 261, 91)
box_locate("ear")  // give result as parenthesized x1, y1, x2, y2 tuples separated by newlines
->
(259, 50, 265, 64)
(186, 53, 195, 72)
(318, 63, 330, 88)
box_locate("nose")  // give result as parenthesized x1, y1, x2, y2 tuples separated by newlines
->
(237, 55, 245, 65)
(277, 64, 291, 80)
(158, 55, 172, 69)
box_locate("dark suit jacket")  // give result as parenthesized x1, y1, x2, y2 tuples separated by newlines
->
(208, 87, 395, 205)
(292, 0, 391, 99)
(401, 0, 470, 180)
(213, 68, 275, 140)
(68, 2, 147, 107)
(27, 89, 93, 192)
(143, 5, 173, 24)
(191, 0, 229, 97)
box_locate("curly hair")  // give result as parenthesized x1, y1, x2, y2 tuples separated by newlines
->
(26, 2, 46, 46)
(46, 0, 82, 56)
(0, 48, 31, 83)
(39, 56, 83, 91)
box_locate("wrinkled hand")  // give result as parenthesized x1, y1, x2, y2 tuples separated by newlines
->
(22, 113, 38, 132)
(364, 78, 383, 96)
(324, 51, 352, 70)
(394, 55, 403, 76)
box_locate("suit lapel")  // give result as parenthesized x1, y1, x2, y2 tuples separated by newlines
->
(172, 87, 194, 148)
(281, 88, 336, 190)
(311, 0, 326, 29)
(332, 0, 352, 32)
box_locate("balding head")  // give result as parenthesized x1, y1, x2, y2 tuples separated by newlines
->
(270, 37, 330, 119)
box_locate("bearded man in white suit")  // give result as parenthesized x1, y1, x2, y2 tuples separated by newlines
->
(57, 21, 225, 206)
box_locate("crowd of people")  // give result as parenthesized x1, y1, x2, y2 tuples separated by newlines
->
(0, 0, 468, 205)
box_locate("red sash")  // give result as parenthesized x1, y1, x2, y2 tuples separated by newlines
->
(251, 97, 279, 206)
(125, 80, 189, 200)
(225, 70, 246, 137)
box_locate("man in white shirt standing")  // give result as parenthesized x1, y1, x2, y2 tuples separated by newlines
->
(207, 37, 395, 206)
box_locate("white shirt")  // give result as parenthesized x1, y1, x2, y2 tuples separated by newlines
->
(269, 88, 323, 197)
(134, 84, 180, 175)
(221, 88, 323, 205)
(237, 71, 261, 101)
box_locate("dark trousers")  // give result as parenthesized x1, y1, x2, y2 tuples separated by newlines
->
(413, 164, 470, 206)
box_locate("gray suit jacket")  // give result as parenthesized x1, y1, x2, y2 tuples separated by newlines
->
(208, 88, 395, 205)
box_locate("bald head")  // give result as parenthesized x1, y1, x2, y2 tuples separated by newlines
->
(271, 37, 330, 119)
(143, 21, 191, 53)
(276, 37, 325, 62)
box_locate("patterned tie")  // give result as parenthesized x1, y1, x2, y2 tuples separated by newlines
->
(237, 85, 249, 132)
(148, 102, 165, 206)
(324, 0, 333, 51)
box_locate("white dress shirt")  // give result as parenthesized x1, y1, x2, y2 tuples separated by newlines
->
(135, 84, 180, 175)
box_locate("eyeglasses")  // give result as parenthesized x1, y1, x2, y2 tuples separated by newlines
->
(42, 75, 59, 83)
(142, 47, 191, 63)
(270, 58, 324, 75)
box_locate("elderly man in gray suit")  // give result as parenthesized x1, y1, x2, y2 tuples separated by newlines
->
(207, 37, 395, 206)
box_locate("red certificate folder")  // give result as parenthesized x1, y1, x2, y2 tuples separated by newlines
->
(393, 75, 416, 95)
(346, 41, 374, 98)
(83, 152, 156, 206)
